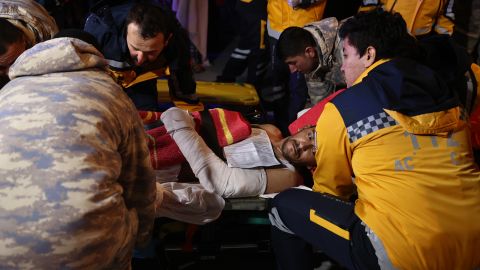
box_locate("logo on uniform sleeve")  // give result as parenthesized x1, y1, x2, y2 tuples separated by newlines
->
(347, 112, 397, 143)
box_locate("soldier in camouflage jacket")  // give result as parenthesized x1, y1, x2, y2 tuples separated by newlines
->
(0, 37, 156, 269)
(276, 17, 346, 105)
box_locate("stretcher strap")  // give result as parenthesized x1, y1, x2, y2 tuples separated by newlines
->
(199, 110, 226, 161)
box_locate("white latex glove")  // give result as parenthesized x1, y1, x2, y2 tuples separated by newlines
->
(287, 0, 300, 8)
(160, 107, 195, 133)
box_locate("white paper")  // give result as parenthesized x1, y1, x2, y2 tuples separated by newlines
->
(223, 128, 281, 168)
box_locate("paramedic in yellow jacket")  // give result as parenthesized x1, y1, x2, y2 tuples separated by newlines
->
(266, 0, 327, 135)
(267, 0, 327, 39)
(358, 0, 455, 36)
(269, 9, 480, 270)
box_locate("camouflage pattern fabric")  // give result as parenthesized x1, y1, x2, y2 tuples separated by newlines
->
(0, 0, 58, 47)
(304, 17, 346, 105)
(0, 38, 156, 269)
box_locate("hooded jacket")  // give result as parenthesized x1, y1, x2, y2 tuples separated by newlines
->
(303, 17, 345, 104)
(313, 58, 480, 269)
(0, 38, 156, 269)
(0, 0, 58, 47)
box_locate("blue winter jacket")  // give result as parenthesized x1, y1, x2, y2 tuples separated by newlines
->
(84, 1, 196, 110)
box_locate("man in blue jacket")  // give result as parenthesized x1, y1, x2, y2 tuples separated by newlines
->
(84, 1, 198, 110)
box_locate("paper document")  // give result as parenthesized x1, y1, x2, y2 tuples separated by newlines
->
(224, 128, 281, 168)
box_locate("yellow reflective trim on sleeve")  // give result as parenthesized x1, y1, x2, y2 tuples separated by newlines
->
(260, 19, 266, 49)
(218, 109, 234, 145)
(125, 68, 167, 88)
(309, 209, 350, 240)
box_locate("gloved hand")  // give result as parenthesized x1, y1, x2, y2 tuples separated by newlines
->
(160, 107, 195, 134)
(287, 0, 300, 8)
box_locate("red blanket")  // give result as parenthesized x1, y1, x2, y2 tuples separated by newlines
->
(139, 108, 251, 169)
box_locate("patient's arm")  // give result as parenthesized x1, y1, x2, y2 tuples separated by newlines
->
(265, 167, 303, 194)
(161, 107, 301, 198)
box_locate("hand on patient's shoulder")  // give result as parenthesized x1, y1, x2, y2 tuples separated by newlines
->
(160, 107, 195, 133)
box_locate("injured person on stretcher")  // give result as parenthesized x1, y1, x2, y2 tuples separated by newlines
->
(154, 107, 315, 224)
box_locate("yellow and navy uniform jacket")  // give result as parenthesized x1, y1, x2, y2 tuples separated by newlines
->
(267, 0, 327, 39)
(313, 58, 480, 269)
(359, 0, 455, 36)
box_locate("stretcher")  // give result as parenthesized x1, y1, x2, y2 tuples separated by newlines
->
(157, 196, 272, 268)
(157, 80, 260, 106)
(157, 79, 265, 124)
(152, 80, 273, 266)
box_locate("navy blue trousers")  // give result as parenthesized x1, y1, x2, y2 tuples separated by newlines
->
(270, 189, 380, 270)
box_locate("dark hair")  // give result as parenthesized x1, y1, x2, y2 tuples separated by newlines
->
(338, 9, 418, 60)
(277, 27, 317, 61)
(125, 3, 175, 39)
(54, 29, 101, 51)
(0, 18, 25, 55)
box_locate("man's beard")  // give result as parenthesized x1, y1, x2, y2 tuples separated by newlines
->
(280, 137, 297, 165)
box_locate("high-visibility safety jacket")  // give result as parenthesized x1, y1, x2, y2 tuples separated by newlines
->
(359, 0, 455, 36)
(313, 58, 480, 269)
(267, 0, 327, 39)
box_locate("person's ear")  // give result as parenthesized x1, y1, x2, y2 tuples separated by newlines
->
(305, 46, 316, 58)
(364, 46, 376, 67)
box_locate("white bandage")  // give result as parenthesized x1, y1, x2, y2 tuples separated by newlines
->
(160, 107, 195, 133)
(167, 124, 267, 198)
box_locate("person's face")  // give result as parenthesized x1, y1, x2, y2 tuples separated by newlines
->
(281, 127, 317, 167)
(126, 22, 170, 67)
(284, 47, 318, 74)
(340, 37, 370, 87)
(0, 39, 27, 79)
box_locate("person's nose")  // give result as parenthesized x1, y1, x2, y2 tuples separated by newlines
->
(288, 64, 298, 73)
(298, 140, 312, 152)
(136, 51, 145, 65)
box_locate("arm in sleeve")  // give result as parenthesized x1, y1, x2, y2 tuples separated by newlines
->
(119, 114, 157, 248)
(166, 27, 197, 95)
(312, 103, 355, 200)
